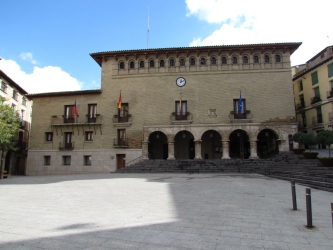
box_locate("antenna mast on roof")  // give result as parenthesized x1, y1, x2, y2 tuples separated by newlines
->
(328, 35, 330, 46)
(147, 6, 150, 49)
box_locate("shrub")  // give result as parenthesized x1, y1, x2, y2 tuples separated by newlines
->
(317, 130, 333, 157)
(298, 133, 317, 152)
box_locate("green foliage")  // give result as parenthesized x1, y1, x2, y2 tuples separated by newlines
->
(298, 133, 317, 152)
(292, 132, 305, 143)
(0, 97, 21, 151)
(317, 130, 333, 157)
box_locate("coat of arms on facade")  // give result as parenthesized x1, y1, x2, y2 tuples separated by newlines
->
(208, 109, 217, 118)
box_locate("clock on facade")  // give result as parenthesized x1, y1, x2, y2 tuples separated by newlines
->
(176, 77, 186, 87)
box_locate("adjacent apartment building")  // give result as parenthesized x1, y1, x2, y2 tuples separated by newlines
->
(293, 45, 333, 147)
(26, 43, 301, 175)
(0, 70, 32, 175)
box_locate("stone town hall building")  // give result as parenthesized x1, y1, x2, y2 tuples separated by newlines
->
(26, 43, 301, 175)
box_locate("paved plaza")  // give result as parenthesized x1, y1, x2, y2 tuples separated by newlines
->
(0, 173, 332, 250)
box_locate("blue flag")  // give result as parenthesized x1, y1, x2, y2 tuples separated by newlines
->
(239, 91, 243, 113)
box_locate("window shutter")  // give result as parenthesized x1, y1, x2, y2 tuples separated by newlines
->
(311, 71, 318, 85)
(328, 63, 333, 78)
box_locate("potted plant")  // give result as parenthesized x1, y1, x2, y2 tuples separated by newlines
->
(291, 132, 305, 154)
(317, 130, 333, 166)
(298, 133, 319, 159)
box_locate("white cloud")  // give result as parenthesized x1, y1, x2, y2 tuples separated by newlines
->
(20, 52, 37, 65)
(186, 0, 333, 66)
(0, 58, 82, 94)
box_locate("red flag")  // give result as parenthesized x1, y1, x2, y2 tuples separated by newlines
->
(74, 100, 79, 117)
(117, 91, 122, 109)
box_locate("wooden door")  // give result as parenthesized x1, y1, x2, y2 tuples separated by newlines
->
(65, 132, 72, 149)
(117, 154, 126, 169)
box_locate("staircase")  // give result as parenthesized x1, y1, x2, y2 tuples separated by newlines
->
(116, 152, 333, 192)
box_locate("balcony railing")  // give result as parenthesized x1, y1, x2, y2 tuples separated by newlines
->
(310, 96, 322, 105)
(296, 103, 305, 110)
(312, 114, 323, 125)
(59, 142, 74, 150)
(113, 138, 128, 148)
(112, 114, 133, 124)
(327, 90, 333, 99)
(51, 115, 102, 124)
(229, 110, 252, 119)
(170, 111, 193, 123)
(329, 111, 333, 121)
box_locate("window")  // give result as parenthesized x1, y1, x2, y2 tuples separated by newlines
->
(275, 54, 281, 63)
(12, 90, 18, 101)
(232, 56, 238, 64)
(45, 132, 53, 141)
(64, 132, 73, 149)
(0, 81, 7, 93)
(299, 80, 303, 91)
(264, 54, 270, 63)
(242, 56, 248, 64)
(300, 94, 305, 108)
(175, 101, 187, 120)
(316, 107, 323, 123)
(328, 63, 333, 78)
(233, 99, 246, 119)
(314, 87, 320, 97)
(169, 59, 175, 67)
(11, 103, 16, 111)
(221, 57, 227, 64)
(62, 156, 71, 165)
(44, 156, 51, 165)
(321, 53, 325, 59)
(211, 57, 216, 65)
(117, 129, 127, 146)
(180, 58, 185, 66)
(129, 61, 135, 69)
(160, 59, 165, 67)
(64, 105, 75, 123)
(149, 60, 154, 67)
(253, 55, 259, 64)
(84, 155, 91, 165)
(21, 109, 25, 120)
(85, 131, 93, 141)
(200, 58, 206, 65)
(118, 103, 129, 122)
(119, 62, 125, 69)
(88, 104, 97, 122)
(22, 97, 27, 106)
(190, 58, 195, 66)
(139, 60, 144, 68)
(311, 71, 319, 85)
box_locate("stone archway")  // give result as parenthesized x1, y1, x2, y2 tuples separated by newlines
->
(229, 129, 250, 159)
(174, 130, 195, 159)
(148, 131, 168, 159)
(257, 129, 279, 158)
(201, 130, 222, 159)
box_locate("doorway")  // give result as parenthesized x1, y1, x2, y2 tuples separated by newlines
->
(117, 154, 126, 169)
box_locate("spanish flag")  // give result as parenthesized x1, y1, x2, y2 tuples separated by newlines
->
(74, 100, 79, 117)
(117, 91, 122, 109)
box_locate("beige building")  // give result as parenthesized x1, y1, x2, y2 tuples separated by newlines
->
(27, 43, 301, 175)
(0, 70, 32, 175)
(293, 46, 333, 147)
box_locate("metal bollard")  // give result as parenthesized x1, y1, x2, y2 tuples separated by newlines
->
(306, 188, 313, 228)
(331, 203, 333, 230)
(291, 181, 297, 210)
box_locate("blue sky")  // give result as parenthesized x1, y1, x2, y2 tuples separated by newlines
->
(1, 0, 332, 93)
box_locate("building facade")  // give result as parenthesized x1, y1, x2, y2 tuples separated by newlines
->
(0, 70, 32, 175)
(293, 46, 333, 148)
(27, 43, 301, 175)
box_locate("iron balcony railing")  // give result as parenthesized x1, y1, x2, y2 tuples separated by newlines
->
(170, 111, 193, 122)
(59, 142, 74, 150)
(51, 115, 102, 124)
(310, 95, 322, 105)
(113, 138, 128, 148)
(229, 110, 252, 119)
(112, 114, 133, 124)
(327, 90, 333, 99)
(312, 114, 323, 125)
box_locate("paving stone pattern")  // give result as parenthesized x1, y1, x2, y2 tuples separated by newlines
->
(0, 173, 332, 250)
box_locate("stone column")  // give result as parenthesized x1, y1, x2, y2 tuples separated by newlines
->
(142, 141, 149, 160)
(249, 140, 259, 159)
(222, 140, 231, 159)
(194, 140, 202, 160)
(167, 141, 175, 160)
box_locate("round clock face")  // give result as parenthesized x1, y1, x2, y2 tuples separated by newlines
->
(176, 77, 186, 87)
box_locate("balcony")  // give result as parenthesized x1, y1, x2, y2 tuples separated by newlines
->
(312, 114, 323, 126)
(229, 110, 253, 123)
(327, 90, 333, 99)
(112, 114, 133, 127)
(170, 112, 193, 124)
(113, 138, 128, 148)
(296, 103, 305, 110)
(59, 142, 74, 150)
(310, 96, 322, 105)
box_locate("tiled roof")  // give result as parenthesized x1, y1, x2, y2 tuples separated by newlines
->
(26, 89, 102, 98)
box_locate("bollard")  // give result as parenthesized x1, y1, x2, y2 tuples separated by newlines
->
(306, 188, 313, 228)
(331, 203, 333, 230)
(291, 181, 297, 210)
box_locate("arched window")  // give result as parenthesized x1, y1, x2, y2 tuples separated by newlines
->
(139, 60, 144, 68)
(149, 60, 154, 68)
(222, 56, 227, 64)
(169, 59, 175, 67)
(160, 59, 165, 67)
(264, 54, 270, 63)
(275, 54, 281, 63)
(242, 56, 248, 64)
(211, 57, 216, 65)
(180, 58, 185, 66)
(190, 57, 195, 66)
(253, 55, 259, 64)
(200, 58, 206, 65)
(232, 56, 238, 64)
(129, 61, 135, 69)
(119, 62, 125, 69)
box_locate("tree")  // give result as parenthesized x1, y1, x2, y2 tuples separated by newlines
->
(292, 132, 305, 147)
(317, 130, 333, 157)
(298, 133, 317, 152)
(0, 97, 21, 179)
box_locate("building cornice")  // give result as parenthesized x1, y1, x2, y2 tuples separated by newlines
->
(26, 89, 102, 99)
